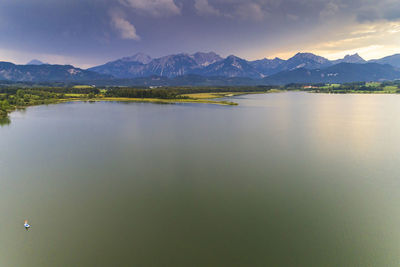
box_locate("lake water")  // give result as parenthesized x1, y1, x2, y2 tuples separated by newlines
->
(1, 92, 400, 266)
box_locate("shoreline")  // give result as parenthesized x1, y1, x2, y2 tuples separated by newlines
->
(309, 90, 400, 94)
(180, 91, 273, 99)
(0, 95, 241, 120)
(89, 97, 238, 105)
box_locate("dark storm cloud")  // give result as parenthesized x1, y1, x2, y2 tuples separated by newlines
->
(355, 0, 400, 22)
(197, 0, 400, 23)
(0, 0, 399, 66)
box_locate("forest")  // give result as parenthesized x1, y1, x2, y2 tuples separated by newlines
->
(0, 85, 275, 118)
(0, 89, 66, 118)
(0, 87, 102, 118)
(104, 86, 274, 98)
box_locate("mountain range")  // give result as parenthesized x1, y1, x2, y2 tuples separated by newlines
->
(88, 52, 223, 79)
(0, 62, 111, 82)
(1, 51, 400, 85)
(263, 63, 400, 85)
(88, 52, 400, 82)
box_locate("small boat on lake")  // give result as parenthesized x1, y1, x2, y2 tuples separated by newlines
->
(24, 220, 31, 230)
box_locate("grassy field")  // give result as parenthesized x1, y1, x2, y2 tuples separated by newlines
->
(320, 84, 341, 89)
(366, 82, 381, 87)
(383, 85, 398, 92)
(268, 89, 284, 93)
(308, 81, 400, 94)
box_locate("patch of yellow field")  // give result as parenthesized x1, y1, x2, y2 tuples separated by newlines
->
(268, 89, 284, 93)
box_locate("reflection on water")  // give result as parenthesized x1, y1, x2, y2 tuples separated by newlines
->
(1, 93, 400, 266)
(310, 94, 383, 157)
(0, 116, 10, 126)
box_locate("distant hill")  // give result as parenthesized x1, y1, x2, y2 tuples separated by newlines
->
(250, 53, 366, 76)
(199, 55, 264, 79)
(332, 53, 366, 64)
(88, 61, 146, 79)
(249, 57, 285, 76)
(27, 59, 46, 65)
(263, 63, 400, 85)
(143, 53, 199, 78)
(87, 53, 152, 78)
(119, 53, 152, 64)
(281, 52, 331, 70)
(370, 54, 400, 68)
(0, 62, 112, 82)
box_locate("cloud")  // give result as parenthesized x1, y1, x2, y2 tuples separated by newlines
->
(110, 11, 140, 40)
(349, 0, 400, 22)
(235, 2, 265, 21)
(287, 13, 299, 21)
(292, 20, 400, 59)
(320, 2, 339, 18)
(194, 0, 265, 20)
(194, 0, 221, 16)
(120, 0, 181, 17)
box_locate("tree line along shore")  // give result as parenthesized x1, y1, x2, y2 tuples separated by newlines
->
(0, 86, 276, 119)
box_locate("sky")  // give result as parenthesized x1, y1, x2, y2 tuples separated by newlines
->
(0, 0, 400, 68)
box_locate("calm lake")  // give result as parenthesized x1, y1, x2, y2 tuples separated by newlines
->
(1, 92, 400, 266)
